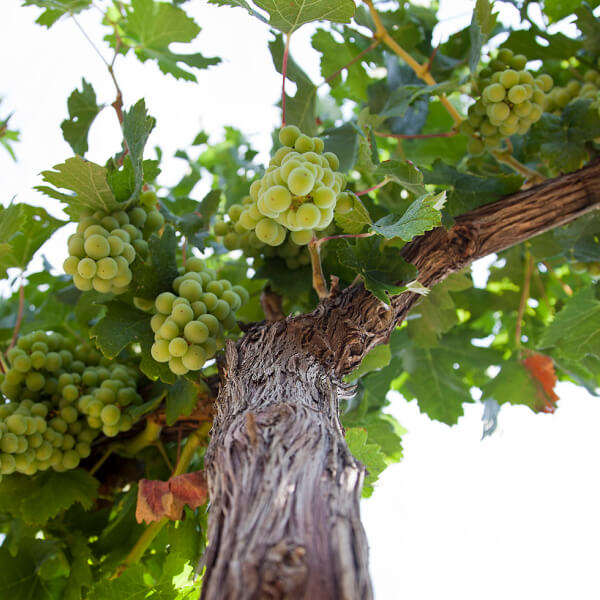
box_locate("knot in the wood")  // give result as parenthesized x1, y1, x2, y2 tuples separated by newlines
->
(261, 540, 308, 597)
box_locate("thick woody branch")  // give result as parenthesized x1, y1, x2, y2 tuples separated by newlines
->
(300, 159, 600, 375)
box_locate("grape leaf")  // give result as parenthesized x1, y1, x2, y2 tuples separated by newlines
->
(371, 191, 445, 241)
(119, 0, 221, 82)
(373, 160, 426, 196)
(38, 156, 120, 219)
(0, 470, 98, 525)
(269, 35, 317, 135)
(539, 287, 600, 360)
(63, 534, 93, 600)
(321, 122, 361, 172)
(469, 0, 497, 72)
(165, 378, 198, 426)
(337, 237, 417, 304)
(545, 0, 600, 22)
(22, 0, 92, 27)
(60, 79, 103, 156)
(345, 427, 387, 498)
(90, 301, 152, 358)
(122, 99, 156, 204)
(346, 344, 391, 382)
(255, 0, 355, 33)
(107, 157, 160, 203)
(334, 194, 372, 234)
(576, 3, 600, 54)
(207, 0, 268, 22)
(130, 224, 179, 300)
(0, 204, 66, 277)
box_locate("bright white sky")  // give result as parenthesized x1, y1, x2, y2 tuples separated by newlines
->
(2, 1, 600, 599)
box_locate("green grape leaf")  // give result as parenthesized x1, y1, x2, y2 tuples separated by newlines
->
(22, 0, 93, 27)
(502, 28, 582, 61)
(130, 225, 179, 300)
(60, 79, 103, 156)
(255, 0, 355, 33)
(0, 204, 66, 277)
(334, 194, 372, 234)
(345, 427, 387, 498)
(346, 344, 391, 382)
(373, 160, 426, 196)
(0, 470, 98, 525)
(575, 3, 600, 54)
(37, 156, 121, 219)
(90, 301, 152, 359)
(0, 112, 19, 161)
(371, 191, 445, 241)
(545, 0, 599, 22)
(269, 35, 317, 134)
(122, 99, 156, 204)
(406, 272, 471, 348)
(165, 378, 199, 425)
(539, 287, 600, 360)
(207, 0, 268, 22)
(63, 534, 93, 600)
(469, 0, 497, 72)
(337, 237, 417, 304)
(425, 160, 523, 216)
(321, 122, 361, 172)
(120, 0, 220, 81)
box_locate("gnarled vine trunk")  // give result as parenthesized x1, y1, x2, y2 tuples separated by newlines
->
(200, 160, 600, 599)
(201, 321, 372, 600)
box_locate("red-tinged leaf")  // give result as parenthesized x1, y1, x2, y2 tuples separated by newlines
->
(522, 353, 559, 413)
(136, 471, 208, 524)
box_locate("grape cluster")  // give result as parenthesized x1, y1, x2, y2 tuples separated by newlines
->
(213, 196, 312, 269)
(463, 48, 553, 155)
(150, 257, 249, 376)
(63, 204, 165, 294)
(232, 125, 345, 247)
(546, 69, 600, 116)
(0, 331, 143, 476)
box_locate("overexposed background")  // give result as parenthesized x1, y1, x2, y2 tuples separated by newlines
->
(1, 1, 599, 598)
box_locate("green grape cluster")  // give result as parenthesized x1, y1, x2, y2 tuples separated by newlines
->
(463, 48, 553, 155)
(213, 196, 312, 269)
(0, 331, 143, 477)
(63, 204, 165, 294)
(571, 260, 600, 279)
(150, 257, 249, 376)
(232, 125, 345, 247)
(546, 69, 600, 116)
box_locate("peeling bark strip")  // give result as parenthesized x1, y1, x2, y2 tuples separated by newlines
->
(201, 324, 371, 599)
(201, 161, 600, 598)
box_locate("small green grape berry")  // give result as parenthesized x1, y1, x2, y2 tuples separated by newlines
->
(156, 291, 176, 314)
(100, 404, 121, 426)
(294, 134, 314, 153)
(171, 303, 195, 327)
(198, 314, 219, 336)
(507, 85, 527, 104)
(288, 167, 315, 196)
(168, 337, 188, 358)
(77, 257, 97, 280)
(182, 345, 206, 371)
(467, 138, 485, 156)
(151, 339, 170, 363)
(158, 319, 179, 341)
(279, 125, 301, 147)
(221, 290, 242, 311)
(484, 83, 506, 103)
(84, 235, 110, 260)
(63, 255, 80, 276)
(168, 356, 189, 376)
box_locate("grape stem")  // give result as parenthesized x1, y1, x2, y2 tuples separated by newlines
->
(363, 0, 462, 126)
(8, 275, 25, 349)
(0, 351, 7, 374)
(314, 232, 375, 248)
(154, 439, 174, 472)
(515, 251, 533, 348)
(111, 425, 209, 579)
(281, 33, 292, 128)
(355, 177, 391, 196)
(308, 240, 328, 299)
(321, 39, 381, 87)
(491, 149, 545, 185)
(542, 261, 573, 297)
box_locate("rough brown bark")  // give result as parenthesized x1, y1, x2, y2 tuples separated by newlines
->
(201, 160, 600, 599)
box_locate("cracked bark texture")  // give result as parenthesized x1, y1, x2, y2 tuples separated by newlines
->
(201, 160, 600, 599)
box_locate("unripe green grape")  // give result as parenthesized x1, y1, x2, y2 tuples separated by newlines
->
(483, 135, 502, 148)
(6, 413, 27, 435)
(496, 48, 513, 64)
(290, 229, 313, 245)
(62, 450, 80, 470)
(201, 338, 217, 358)
(484, 83, 506, 102)
(84, 224, 108, 239)
(121, 243, 136, 265)
(202, 292, 218, 311)
(313, 186, 336, 209)
(295, 203, 321, 229)
(179, 280, 203, 304)
(320, 151, 338, 170)
(258, 195, 280, 219)
(23, 372, 43, 392)
(61, 434, 75, 450)
(532, 89, 545, 106)
(467, 138, 485, 156)
(509, 54, 527, 70)
(228, 204, 243, 221)
(1, 433, 18, 453)
(154, 291, 175, 314)
(198, 314, 219, 336)
(211, 299, 231, 321)
(45, 350, 61, 371)
(28, 432, 43, 449)
(117, 387, 137, 406)
(60, 405, 78, 424)
(31, 402, 48, 418)
(279, 125, 301, 147)
(168, 337, 189, 358)
(499, 121, 519, 136)
(75, 442, 91, 459)
(507, 85, 527, 104)
(239, 209, 258, 230)
(222, 233, 239, 250)
(34, 441, 53, 461)
(486, 102, 510, 122)
(171, 303, 194, 327)
(514, 100, 532, 117)
(91, 276, 111, 294)
(214, 220, 230, 236)
(335, 193, 354, 215)
(255, 218, 279, 244)
(151, 313, 166, 333)
(529, 104, 543, 121)
(536, 73, 553, 93)
(63, 255, 80, 276)
(459, 121, 475, 136)
(30, 350, 46, 369)
(294, 134, 314, 153)
(132, 239, 149, 256)
(100, 404, 121, 426)
(151, 339, 171, 363)
(68, 234, 85, 257)
(111, 228, 130, 243)
(122, 224, 141, 241)
(0, 454, 16, 474)
(168, 356, 188, 376)
(264, 185, 292, 213)
(73, 273, 93, 291)
(499, 69, 519, 88)
(221, 290, 242, 311)
(233, 285, 250, 305)
(273, 146, 294, 165)
(83, 235, 110, 260)
(182, 345, 207, 371)
(204, 280, 223, 297)
(191, 300, 207, 317)
(93, 256, 117, 280)
(287, 167, 315, 196)
(76, 257, 96, 280)
(87, 398, 103, 418)
(128, 206, 147, 228)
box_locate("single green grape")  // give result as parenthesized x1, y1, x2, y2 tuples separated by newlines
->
(84, 235, 110, 260)
(221, 290, 242, 311)
(63, 255, 80, 276)
(294, 134, 314, 153)
(100, 404, 121, 426)
(295, 203, 321, 229)
(507, 85, 527, 104)
(264, 185, 292, 213)
(171, 303, 195, 327)
(279, 125, 301, 147)
(168, 356, 189, 376)
(486, 102, 510, 123)
(467, 138, 485, 156)
(168, 337, 189, 358)
(288, 167, 315, 196)
(77, 257, 97, 279)
(484, 83, 506, 102)
(151, 339, 171, 363)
